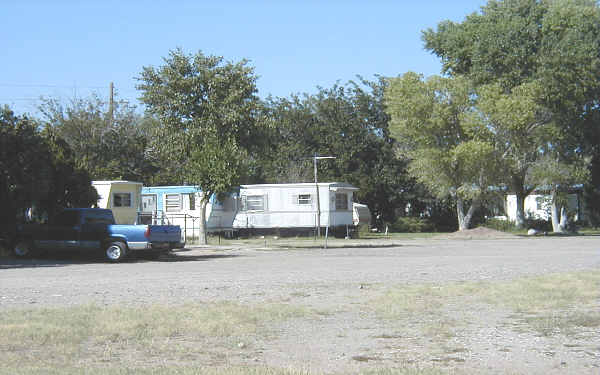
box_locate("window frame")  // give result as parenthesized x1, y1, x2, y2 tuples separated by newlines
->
(165, 193, 182, 212)
(297, 194, 312, 205)
(335, 193, 348, 210)
(141, 194, 157, 213)
(243, 195, 265, 211)
(187, 193, 196, 211)
(112, 192, 132, 208)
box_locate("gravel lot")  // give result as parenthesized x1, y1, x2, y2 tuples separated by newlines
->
(1, 235, 599, 374)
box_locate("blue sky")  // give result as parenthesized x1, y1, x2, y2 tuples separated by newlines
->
(1, 1, 487, 115)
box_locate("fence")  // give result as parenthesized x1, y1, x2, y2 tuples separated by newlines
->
(137, 211, 234, 243)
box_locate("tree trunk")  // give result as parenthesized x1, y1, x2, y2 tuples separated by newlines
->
(457, 197, 478, 231)
(559, 206, 568, 232)
(514, 191, 526, 229)
(550, 189, 563, 233)
(199, 198, 209, 245)
(510, 174, 528, 229)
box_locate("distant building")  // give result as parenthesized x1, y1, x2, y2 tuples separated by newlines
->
(140, 186, 236, 239)
(233, 182, 358, 235)
(91, 180, 142, 224)
(140, 182, 362, 239)
(505, 190, 583, 222)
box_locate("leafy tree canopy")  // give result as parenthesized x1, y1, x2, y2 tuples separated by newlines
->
(386, 73, 502, 230)
(38, 95, 156, 183)
(136, 49, 263, 243)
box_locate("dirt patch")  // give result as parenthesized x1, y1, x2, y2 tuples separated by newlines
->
(1, 238, 599, 374)
(439, 226, 521, 240)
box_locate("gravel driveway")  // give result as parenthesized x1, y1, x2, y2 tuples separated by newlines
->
(1, 236, 599, 374)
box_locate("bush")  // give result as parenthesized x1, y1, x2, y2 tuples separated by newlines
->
(484, 217, 553, 233)
(484, 218, 516, 232)
(389, 216, 435, 233)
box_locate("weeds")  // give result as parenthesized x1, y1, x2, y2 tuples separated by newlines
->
(0, 302, 310, 370)
(371, 271, 600, 339)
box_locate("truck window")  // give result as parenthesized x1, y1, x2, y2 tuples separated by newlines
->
(83, 210, 115, 225)
(52, 211, 80, 226)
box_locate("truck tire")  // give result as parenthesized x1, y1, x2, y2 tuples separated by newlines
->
(104, 241, 127, 262)
(13, 239, 34, 258)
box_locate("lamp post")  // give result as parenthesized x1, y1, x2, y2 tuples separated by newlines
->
(313, 153, 336, 237)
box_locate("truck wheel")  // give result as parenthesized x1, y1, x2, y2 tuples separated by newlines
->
(14, 240, 34, 258)
(105, 241, 127, 262)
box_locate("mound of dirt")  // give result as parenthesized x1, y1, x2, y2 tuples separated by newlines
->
(441, 226, 521, 240)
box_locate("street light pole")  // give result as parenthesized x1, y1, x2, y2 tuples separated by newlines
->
(313, 153, 335, 237)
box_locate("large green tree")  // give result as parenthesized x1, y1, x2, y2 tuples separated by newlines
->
(137, 49, 262, 244)
(386, 73, 502, 230)
(260, 78, 413, 226)
(423, 0, 600, 227)
(39, 95, 156, 183)
(472, 81, 555, 227)
(0, 106, 97, 230)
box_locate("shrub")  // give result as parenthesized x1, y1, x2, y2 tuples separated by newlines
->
(484, 218, 516, 232)
(389, 216, 435, 233)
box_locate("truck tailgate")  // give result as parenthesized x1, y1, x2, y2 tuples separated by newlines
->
(148, 225, 181, 242)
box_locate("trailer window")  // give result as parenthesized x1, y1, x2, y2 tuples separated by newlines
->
(298, 194, 312, 205)
(244, 195, 264, 211)
(113, 193, 132, 207)
(165, 194, 181, 212)
(335, 193, 348, 210)
(187, 193, 196, 210)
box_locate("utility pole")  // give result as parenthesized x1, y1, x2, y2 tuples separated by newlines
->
(108, 82, 114, 127)
(313, 153, 335, 237)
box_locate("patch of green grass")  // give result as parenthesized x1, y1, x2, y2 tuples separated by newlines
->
(199, 232, 441, 250)
(0, 302, 310, 370)
(357, 232, 441, 240)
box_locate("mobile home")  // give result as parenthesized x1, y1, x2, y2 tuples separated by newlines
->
(140, 186, 237, 239)
(91, 180, 142, 224)
(505, 192, 583, 222)
(232, 182, 358, 235)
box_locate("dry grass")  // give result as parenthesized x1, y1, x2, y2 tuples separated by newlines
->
(0, 301, 310, 373)
(371, 271, 600, 338)
(2, 272, 598, 374)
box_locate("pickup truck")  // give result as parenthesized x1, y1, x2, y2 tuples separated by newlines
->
(12, 208, 183, 262)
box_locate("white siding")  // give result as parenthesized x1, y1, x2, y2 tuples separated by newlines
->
(233, 183, 356, 229)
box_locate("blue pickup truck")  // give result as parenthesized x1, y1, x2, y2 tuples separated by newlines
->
(12, 208, 183, 262)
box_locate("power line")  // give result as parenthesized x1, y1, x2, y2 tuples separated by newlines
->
(0, 83, 107, 89)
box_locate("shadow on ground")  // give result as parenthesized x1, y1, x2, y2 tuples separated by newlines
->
(0, 249, 241, 269)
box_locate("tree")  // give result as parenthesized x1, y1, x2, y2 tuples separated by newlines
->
(473, 81, 554, 227)
(39, 94, 157, 182)
(530, 155, 589, 232)
(137, 49, 262, 244)
(423, 0, 600, 227)
(386, 73, 501, 230)
(0, 106, 97, 229)
(260, 78, 413, 226)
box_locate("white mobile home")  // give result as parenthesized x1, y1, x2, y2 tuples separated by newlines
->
(91, 180, 142, 224)
(505, 192, 582, 222)
(232, 182, 358, 233)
